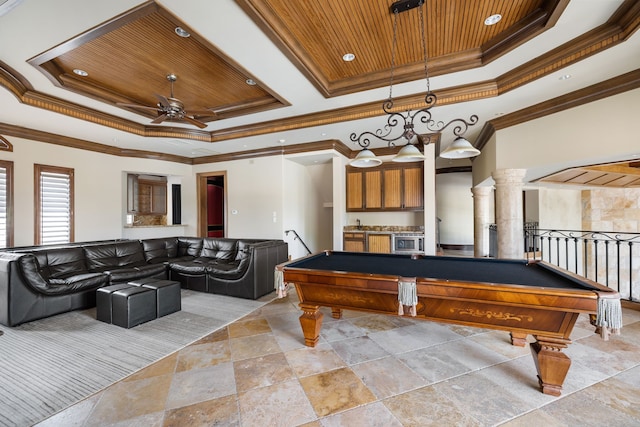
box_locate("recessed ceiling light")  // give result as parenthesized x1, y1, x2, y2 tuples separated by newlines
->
(174, 26, 190, 37)
(279, 139, 286, 143)
(246, 78, 256, 86)
(342, 53, 355, 62)
(484, 14, 502, 26)
(73, 69, 88, 76)
(559, 74, 572, 80)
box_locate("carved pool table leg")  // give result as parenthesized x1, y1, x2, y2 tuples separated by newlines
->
(530, 335, 571, 396)
(331, 307, 343, 319)
(299, 303, 323, 347)
(510, 332, 528, 347)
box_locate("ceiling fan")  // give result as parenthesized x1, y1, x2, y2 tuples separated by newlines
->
(116, 74, 213, 129)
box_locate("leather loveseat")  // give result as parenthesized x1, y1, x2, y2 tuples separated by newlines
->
(0, 237, 288, 326)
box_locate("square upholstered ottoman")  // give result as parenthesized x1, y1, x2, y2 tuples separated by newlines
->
(111, 286, 157, 328)
(128, 278, 181, 318)
(96, 283, 134, 323)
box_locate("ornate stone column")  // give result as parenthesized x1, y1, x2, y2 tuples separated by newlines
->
(471, 186, 493, 258)
(492, 169, 527, 259)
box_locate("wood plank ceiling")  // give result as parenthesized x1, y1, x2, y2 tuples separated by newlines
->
(26, 0, 556, 128)
(536, 162, 640, 188)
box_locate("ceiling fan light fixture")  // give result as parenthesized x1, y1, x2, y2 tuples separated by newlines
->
(350, 149, 383, 168)
(440, 137, 481, 159)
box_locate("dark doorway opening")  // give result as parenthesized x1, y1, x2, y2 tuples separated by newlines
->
(206, 175, 225, 237)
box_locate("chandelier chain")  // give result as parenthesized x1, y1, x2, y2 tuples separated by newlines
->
(348, 0, 480, 165)
(389, 9, 399, 101)
(419, 3, 430, 94)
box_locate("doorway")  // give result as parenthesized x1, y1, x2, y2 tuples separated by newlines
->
(197, 171, 226, 238)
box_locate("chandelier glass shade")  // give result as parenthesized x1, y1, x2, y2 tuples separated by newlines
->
(349, 0, 480, 167)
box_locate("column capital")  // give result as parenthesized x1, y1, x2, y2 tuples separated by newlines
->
(492, 168, 527, 185)
(471, 186, 493, 197)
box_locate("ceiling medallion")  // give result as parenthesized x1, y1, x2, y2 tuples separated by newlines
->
(349, 0, 480, 167)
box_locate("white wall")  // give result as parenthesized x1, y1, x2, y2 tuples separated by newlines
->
(2, 137, 194, 246)
(193, 156, 284, 240)
(282, 159, 334, 259)
(436, 172, 474, 245)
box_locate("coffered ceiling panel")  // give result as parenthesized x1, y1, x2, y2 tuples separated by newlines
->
(236, 0, 560, 96)
(28, 1, 288, 127)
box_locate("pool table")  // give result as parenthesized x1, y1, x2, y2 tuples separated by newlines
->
(277, 251, 621, 396)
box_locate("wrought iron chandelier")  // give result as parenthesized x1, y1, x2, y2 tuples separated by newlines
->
(349, 0, 480, 168)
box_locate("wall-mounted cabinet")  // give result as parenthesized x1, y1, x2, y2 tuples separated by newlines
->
(346, 163, 423, 212)
(127, 174, 167, 215)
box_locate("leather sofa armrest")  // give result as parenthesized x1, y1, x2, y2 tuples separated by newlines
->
(17, 254, 51, 294)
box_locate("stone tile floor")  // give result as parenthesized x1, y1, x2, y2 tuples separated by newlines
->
(36, 289, 640, 427)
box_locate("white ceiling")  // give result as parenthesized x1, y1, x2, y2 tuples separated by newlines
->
(1, 0, 639, 172)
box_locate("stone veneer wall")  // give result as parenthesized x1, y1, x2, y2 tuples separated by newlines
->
(581, 188, 640, 300)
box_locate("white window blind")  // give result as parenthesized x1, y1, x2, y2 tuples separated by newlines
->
(39, 170, 71, 245)
(0, 167, 6, 249)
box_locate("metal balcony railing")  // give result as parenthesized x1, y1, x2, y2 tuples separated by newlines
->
(489, 224, 639, 303)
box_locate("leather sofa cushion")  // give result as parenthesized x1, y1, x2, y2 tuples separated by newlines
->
(48, 272, 110, 294)
(201, 238, 237, 261)
(169, 260, 209, 275)
(34, 247, 89, 280)
(207, 258, 246, 280)
(84, 241, 146, 271)
(142, 238, 178, 264)
(104, 263, 167, 283)
(177, 237, 203, 258)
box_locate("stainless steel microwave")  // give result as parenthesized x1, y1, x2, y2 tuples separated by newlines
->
(392, 234, 424, 254)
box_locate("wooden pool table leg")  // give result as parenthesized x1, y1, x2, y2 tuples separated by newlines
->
(510, 332, 528, 347)
(299, 303, 323, 347)
(530, 335, 571, 396)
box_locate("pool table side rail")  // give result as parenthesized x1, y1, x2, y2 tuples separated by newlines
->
(283, 269, 601, 340)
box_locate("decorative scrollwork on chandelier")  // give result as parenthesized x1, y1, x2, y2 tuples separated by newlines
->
(349, 0, 481, 167)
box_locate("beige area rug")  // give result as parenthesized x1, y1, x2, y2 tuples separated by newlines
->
(0, 290, 270, 427)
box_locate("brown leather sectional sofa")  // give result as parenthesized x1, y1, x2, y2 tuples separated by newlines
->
(0, 237, 288, 327)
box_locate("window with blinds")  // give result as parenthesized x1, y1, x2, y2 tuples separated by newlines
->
(35, 165, 74, 245)
(0, 160, 13, 249)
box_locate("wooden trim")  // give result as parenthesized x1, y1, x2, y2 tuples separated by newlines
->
(196, 171, 227, 238)
(0, 136, 13, 151)
(436, 166, 472, 174)
(0, 160, 14, 247)
(34, 164, 75, 244)
(0, 1, 638, 162)
(476, 68, 640, 150)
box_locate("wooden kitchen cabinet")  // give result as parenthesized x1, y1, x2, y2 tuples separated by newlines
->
(346, 169, 382, 211)
(383, 164, 423, 210)
(367, 233, 392, 253)
(346, 163, 423, 212)
(127, 174, 167, 215)
(343, 232, 366, 252)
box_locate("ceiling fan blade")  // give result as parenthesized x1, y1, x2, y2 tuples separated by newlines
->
(185, 109, 217, 117)
(116, 102, 159, 112)
(150, 113, 168, 124)
(182, 115, 208, 129)
(154, 94, 170, 107)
